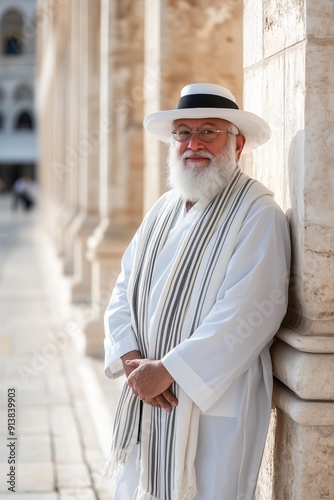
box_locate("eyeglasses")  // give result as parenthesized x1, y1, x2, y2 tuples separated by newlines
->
(172, 127, 236, 143)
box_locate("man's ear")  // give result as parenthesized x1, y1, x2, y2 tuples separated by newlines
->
(236, 134, 246, 161)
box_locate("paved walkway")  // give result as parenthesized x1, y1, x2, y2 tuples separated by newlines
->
(0, 194, 123, 500)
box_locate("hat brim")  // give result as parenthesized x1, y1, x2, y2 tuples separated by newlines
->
(143, 107, 271, 152)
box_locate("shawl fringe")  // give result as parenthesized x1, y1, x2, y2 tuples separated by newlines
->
(135, 487, 158, 500)
(134, 483, 196, 500)
(101, 450, 128, 479)
(173, 472, 197, 500)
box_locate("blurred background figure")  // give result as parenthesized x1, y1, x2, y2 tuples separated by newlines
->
(12, 173, 37, 210)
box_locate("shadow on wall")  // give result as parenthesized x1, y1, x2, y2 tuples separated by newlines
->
(284, 129, 314, 335)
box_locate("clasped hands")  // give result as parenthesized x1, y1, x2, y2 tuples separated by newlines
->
(121, 350, 178, 412)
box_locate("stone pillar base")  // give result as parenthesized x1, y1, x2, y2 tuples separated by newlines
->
(51, 204, 78, 274)
(271, 338, 334, 400)
(79, 318, 104, 358)
(69, 212, 100, 304)
(272, 382, 334, 499)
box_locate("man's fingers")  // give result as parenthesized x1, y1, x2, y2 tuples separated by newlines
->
(162, 389, 178, 407)
(154, 395, 173, 412)
(151, 389, 178, 412)
(149, 399, 160, 408)
(125, 359, 140, 367)
(144, 395, 172, 411)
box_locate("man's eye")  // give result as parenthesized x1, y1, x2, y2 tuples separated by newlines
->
(178, 130, 191, 136)
(200, 129, 216, 136)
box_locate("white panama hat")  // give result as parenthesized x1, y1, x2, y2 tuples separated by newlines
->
(143, 83, 271, 152)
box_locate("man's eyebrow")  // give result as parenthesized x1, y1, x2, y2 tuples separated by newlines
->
(172, 122, 191, 128)
(199, 121, 217, 126)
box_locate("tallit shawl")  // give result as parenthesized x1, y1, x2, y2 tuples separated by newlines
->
(104, 168, 272, 499)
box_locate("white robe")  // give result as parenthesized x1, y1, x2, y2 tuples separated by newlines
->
(104, 192, 291, 500)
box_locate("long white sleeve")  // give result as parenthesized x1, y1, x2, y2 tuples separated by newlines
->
(104, 234, 140, 378)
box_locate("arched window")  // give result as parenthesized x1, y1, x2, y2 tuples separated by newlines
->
(1, 10, 24, 56)
(14, 84, 33, 101)
(5, 36, 21, 54)
(15, 111, 34, 130)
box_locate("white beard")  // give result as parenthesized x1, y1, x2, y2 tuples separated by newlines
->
(167, 139, 238, 206)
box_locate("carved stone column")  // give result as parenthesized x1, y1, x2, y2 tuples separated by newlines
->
(38, 0, 80, 270)
(37, 1, 74, 257)
(243, 1, 334, 498)
(68, 0, 101, 303)
(41, 0, 81, 275)
(62, 0, 83, 275)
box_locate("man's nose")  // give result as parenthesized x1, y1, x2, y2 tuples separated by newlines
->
(187, 131, 205, 150)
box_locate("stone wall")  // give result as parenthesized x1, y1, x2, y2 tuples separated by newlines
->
(243, 1, 334, 498)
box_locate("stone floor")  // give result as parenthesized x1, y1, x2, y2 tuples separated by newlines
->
(0, 194, 123, 499)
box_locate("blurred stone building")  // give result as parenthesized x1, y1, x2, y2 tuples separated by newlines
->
(0, 0, 38, 190)
(36, 1, 334, 498)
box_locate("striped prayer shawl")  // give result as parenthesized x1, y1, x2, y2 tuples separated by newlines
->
(104, 168, 272, 499)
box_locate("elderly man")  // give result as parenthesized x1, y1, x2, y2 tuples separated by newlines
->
(103, 83, 291, 499)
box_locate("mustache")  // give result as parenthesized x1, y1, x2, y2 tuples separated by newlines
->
(181, 150, 214, 161)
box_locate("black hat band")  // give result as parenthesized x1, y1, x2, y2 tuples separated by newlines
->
(177, 93, 239, 110)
